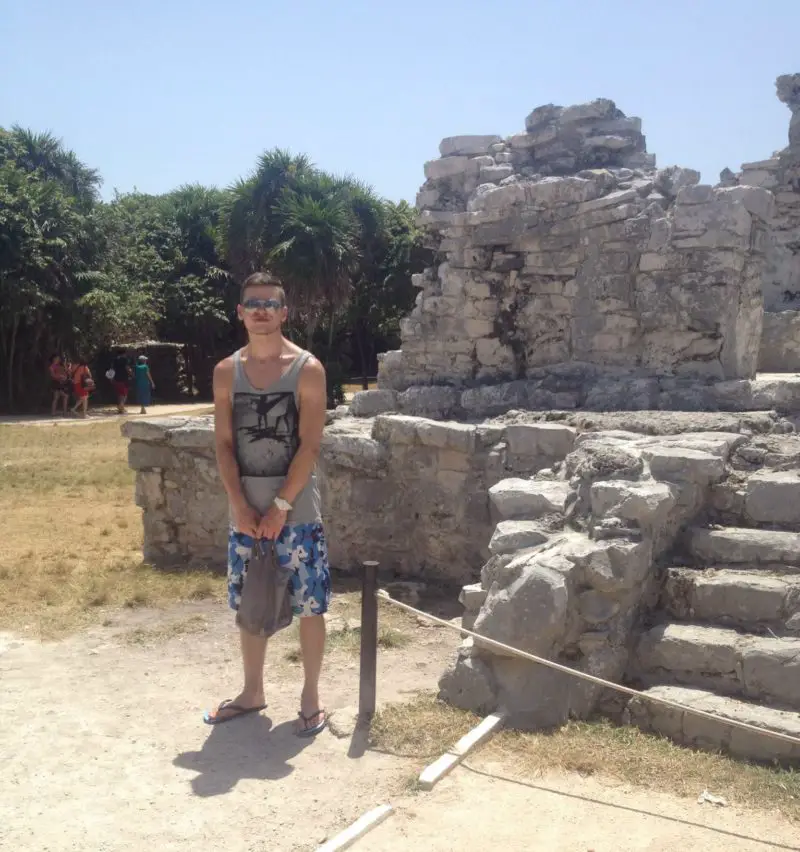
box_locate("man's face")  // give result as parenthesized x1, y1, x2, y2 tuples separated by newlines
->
(237, 286, 288, 336)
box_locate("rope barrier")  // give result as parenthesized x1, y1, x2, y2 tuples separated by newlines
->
(377, 590, 800, 751)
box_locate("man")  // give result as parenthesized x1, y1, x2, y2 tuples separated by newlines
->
(204, 271, 330, 737)
(111, 349, 131, 414)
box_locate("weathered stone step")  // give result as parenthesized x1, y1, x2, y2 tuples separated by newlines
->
(626, 684, 800, 763)
(744, 470, 800, 526)
(663, 567, 800, 630)
(635, 622, 800, 710)
(689, 527, 800, 566)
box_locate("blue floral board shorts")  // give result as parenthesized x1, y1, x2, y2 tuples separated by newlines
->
(227, 523, 331, 617)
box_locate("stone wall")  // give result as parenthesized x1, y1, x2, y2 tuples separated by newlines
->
(377, 99, 773, 393)
(726, 74, 800, 312)
(759, 311, 800, 372)
(122, 414, 577, 583)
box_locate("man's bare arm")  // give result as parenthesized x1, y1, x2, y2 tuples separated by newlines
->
(277, 357, 327, 506)
(213, 359, 248, 511)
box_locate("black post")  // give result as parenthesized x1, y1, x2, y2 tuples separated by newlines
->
(358, 560, 379, 720)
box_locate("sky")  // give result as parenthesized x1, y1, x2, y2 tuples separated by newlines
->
(2, 0, 798, 203)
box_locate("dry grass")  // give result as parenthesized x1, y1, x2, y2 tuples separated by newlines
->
(0, 422, 224, 638)
(371, 693, 800, 818)
(122, 614, 210, 645)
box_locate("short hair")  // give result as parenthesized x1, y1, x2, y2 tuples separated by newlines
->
(240, 271, 286, 305)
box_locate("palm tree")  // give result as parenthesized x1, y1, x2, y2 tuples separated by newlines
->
(269, 178, 360, 348)
(223, 148, 314, 278)
(9, 125, 101, 208)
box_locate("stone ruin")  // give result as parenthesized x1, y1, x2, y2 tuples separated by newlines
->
(124, 75, 800, 764)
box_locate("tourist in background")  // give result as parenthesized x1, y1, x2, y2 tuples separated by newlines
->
(70, 358, 93, 417)
(48, 354, 70, 416)
(134, 355, 155, 414)
(111, 349, 131, 414)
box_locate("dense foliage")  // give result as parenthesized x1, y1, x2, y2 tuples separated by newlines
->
(0, 128, 428, 410)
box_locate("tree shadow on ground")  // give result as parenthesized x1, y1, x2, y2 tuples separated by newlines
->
(173, 714, 314, 797)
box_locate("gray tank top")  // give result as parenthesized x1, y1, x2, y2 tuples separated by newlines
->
(230, 348, 322, 524)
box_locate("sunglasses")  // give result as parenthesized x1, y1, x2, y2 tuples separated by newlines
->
(241, 298, 284, 312)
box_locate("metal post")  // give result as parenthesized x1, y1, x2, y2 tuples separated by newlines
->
(358, 560, 379, 720)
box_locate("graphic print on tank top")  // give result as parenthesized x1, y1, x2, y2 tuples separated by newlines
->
(233, 390, 299, 477)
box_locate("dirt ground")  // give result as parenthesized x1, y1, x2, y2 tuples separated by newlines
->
(0, 401, 214, 426)
(366, 759, 800, 851)
(0, 594, 461, 852)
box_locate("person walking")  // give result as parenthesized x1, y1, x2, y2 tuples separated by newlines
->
(48, 354, 70, 416)
(203, 271, 330, 737)
(134, 355, 155, 414)
(70, 358, 93, 417)
(111, 349, 131, 414)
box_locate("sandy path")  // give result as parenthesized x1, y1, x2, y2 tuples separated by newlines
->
(0, 402, 214, 427)
(0, 600, 460, 852)
(366, 758, 799, 851)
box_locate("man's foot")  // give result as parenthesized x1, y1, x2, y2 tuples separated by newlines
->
(203, 694, 266, 725)
(296, 708, 326, 737)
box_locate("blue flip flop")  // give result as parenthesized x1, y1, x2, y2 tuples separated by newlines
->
(203, 699, 267, 725)
(297, 709, 327, 737)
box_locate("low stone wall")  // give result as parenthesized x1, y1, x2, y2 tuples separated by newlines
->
(758, 311, 800, 372)
(352, 371, 800, 420)
(122, 414, 578, 583)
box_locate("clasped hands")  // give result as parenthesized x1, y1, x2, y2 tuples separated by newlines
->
(233, 500, 287, 541)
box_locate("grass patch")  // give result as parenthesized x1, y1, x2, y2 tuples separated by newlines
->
(123, 614, 209, 645)
(284, 624, 411, 662)
(0, 422, 225, 638)
(370, 693, 800, 819)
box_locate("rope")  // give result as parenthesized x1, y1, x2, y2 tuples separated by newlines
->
(376, 590, 800, 750)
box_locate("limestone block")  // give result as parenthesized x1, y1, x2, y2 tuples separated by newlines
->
(636, 623, 739, 677)
(424, 156, 474, 181)
(134, 471, 164, 510)
(560, 99, 620, 124)
(590, 480, 675, 536)
(741, 639, 800, 707)
(653, 166, 700, 199)
(505, 423, 577, 460)
(349, 389, 398, 417)
(438, 655, 497, 715)
(321, 429, 388, 473)
(128, 441, 174, 471)
(474, 555, 568, 656)
(525, 176, 601, 207)
(439, 135, 503, 157)
(480, 164, 514, 183)
(689, 527, 800, 565)
(416, 420, 477, 453)
(715, 185, 775, 222)
(372, 414, 421, 446)
(745, 470, 800, 524)
(578, 590, 620, 625)
(168, 426, 215, 450)
(759, 312, 800, 372)
(121, 417, 190, 442)
(644, 447, 726, 485)
(459, 582, 488, 611)
(488, 521, 548, 555)
(397, 386, 460, 419)
(489, 478, 572, 520)
(566, 539, 652, 594)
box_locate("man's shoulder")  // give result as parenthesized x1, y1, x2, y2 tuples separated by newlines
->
(213, 353, 237, 384)
(299, 351, 325, 380)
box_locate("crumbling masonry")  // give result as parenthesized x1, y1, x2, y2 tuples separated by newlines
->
(127, 75, 800, 763)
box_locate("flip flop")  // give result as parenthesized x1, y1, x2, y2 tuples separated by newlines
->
(203, 699, 267, 725)
(296, 708, 327, 737)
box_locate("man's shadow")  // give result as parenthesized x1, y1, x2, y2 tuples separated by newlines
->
(173, 713, 313, 797)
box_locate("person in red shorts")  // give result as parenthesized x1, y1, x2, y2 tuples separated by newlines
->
(70, 359, 94, 417)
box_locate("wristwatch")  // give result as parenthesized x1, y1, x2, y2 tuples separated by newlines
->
(273, 496, 292, 512)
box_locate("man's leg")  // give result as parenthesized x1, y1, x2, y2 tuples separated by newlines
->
(299, 615, 326, 726)
(280, 523, 332, 734)
(204, 530, 270, 724)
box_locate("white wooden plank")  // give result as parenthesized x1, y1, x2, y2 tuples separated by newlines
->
(316, 804, 393, 851)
